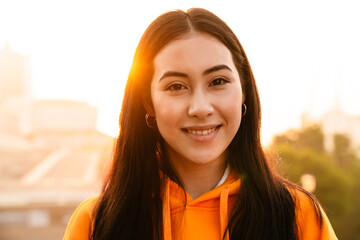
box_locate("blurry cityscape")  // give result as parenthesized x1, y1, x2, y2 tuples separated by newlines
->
(1, 44, 360, 239)
(0, 44, 114, 239)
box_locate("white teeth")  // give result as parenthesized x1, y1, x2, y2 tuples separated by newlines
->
(188, 127, 216, 136)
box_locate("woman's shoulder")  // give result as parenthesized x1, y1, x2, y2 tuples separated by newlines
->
(291, 187, 320, 218)
(287, 185, 338, 240)
(69, 195, 99, 222)
(76, 195, 99, 213)
(63, 195, 99, 240)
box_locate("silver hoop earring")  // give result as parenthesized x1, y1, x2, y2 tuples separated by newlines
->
(145, 113, 157, 128)
(242, 103, 247, 117)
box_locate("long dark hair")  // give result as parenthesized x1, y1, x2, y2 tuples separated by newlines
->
(91, 8, 322, 240)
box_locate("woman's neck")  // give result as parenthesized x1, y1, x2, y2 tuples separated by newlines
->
(169, 153, 227, 199)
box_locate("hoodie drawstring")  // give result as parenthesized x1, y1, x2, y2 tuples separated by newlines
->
(163, 181, 172, 240)
(163, 176, 233, 240)
(220, 187, 230, 240)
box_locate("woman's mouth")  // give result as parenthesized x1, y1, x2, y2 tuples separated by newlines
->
(182, 125, 221, 136)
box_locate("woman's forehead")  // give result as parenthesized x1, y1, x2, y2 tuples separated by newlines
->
(153, 33, 235, 72)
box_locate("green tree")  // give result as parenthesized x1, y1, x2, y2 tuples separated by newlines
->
(271, 126, 360, 239)
(273, 124, 324, 153)
(333, 134, 352, 167)
(276, 144, 353, 216)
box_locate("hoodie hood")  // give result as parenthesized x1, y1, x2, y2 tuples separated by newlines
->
(63, 170, 338, 240)
(162, 171, 241, 240)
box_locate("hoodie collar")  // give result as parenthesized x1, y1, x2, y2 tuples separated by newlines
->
(162, 171, 241, 240)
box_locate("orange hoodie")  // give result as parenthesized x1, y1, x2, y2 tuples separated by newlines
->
(63, 173, 337, 240)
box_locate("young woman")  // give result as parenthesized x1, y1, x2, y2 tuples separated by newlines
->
(64, 8, 337, 240)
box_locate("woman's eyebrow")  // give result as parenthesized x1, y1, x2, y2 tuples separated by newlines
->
(159, 71, 188, 81)
(203, 64, 232, 76)
(159, 64, 232, 81)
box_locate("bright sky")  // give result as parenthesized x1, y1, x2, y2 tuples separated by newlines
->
(1, 0, 359, 144)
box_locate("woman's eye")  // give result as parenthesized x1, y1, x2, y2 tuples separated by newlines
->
(166, 83, 186, 91)
(209, 78, 228, 87)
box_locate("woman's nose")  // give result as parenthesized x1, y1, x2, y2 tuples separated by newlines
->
(187, 90, 214, 119)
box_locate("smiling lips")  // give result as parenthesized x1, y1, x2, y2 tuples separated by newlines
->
(183, 125, 221, 136)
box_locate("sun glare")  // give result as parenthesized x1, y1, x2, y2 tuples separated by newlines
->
(1, 2, 360, 239)
(0, 0, 359, 144)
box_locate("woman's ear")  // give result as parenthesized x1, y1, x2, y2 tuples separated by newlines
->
(142, 95, 155, 116)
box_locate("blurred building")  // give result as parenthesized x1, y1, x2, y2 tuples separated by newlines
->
(0, 43, 32, 135)
(0, 43, 98, 136)
(321, 108, 360, 157)
(0, 42, 31, 104)
(0, 43, 113, 240)
(32, 100, 97, 133)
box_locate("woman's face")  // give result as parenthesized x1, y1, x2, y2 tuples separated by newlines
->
(150, 33, 244, 167)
